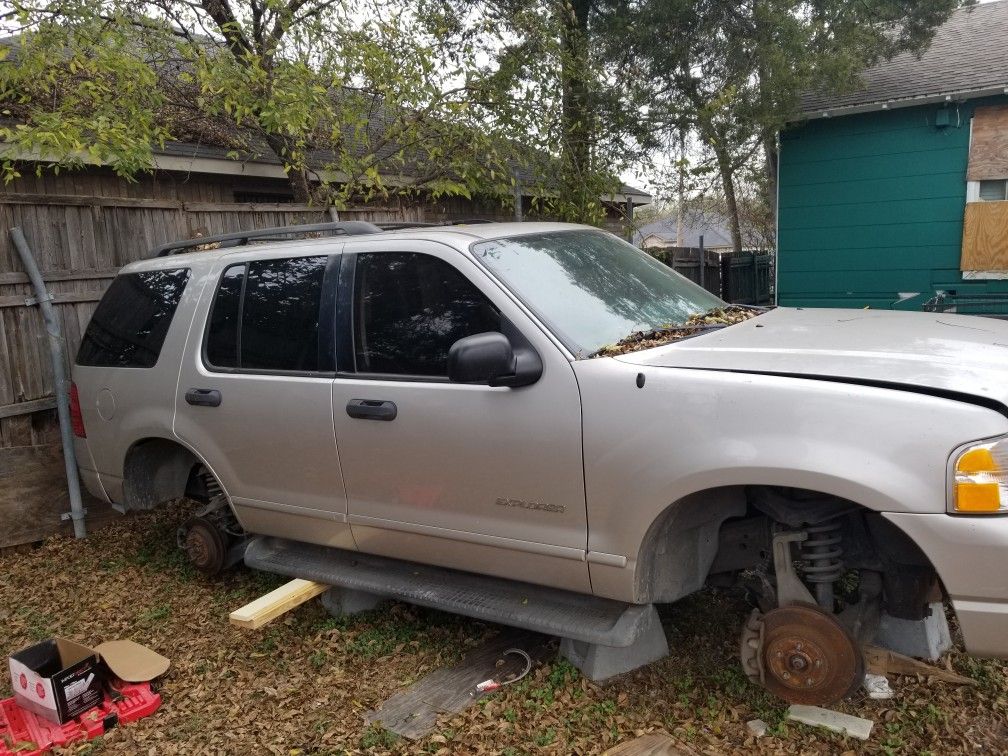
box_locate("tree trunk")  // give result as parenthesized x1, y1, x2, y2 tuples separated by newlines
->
(763, 134, 779, 234)
(558, 0, 592, 178)
(715, 144, 744, 255)
(263, 131, 315, 203)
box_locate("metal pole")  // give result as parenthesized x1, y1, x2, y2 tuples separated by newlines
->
(698, 234, 705, 291)
(626, 195, 634, 243)
(11, 227, 87, 538)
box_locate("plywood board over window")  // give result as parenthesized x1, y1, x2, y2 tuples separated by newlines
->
(967, 105, 1008, 181)
(961, 201, 1008, 275)
(962, 105, 1008, 276)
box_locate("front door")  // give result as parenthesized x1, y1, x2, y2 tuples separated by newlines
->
(174, 249, 354, 550)
(330, 240, 589, 592)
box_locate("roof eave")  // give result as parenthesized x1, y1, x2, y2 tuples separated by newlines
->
(790, 84, 1008, 125)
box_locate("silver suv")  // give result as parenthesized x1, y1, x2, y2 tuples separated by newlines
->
(71, 221, 1008, 704)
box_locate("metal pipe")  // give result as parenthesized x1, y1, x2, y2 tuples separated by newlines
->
(10, 227, 87, 538)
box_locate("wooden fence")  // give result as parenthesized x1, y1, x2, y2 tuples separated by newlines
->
(0, 195, 419, 448)
(647, 246, 773, 305)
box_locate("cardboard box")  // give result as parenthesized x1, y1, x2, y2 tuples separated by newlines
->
(9, 638, 104, 724)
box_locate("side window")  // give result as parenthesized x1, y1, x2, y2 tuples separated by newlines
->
(204, 256, 328, 372)
(205, 265, 243, 368)
(353, 252, 501, 376)
(77, 268, 190, 368)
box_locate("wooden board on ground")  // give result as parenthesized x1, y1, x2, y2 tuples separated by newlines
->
(367, 630, 553, 739)
(0, 442, 119, 549)
(229, 578, 329, 629)
(604, 731, 689, 756)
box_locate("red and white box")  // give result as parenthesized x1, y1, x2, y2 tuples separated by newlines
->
(8, 638, 103, 725)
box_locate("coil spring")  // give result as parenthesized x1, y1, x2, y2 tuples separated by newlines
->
(800, 520, 844, 585)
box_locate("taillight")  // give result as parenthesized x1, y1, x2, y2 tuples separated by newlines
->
(69, 382, 86, 438)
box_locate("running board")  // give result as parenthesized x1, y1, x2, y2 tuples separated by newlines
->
(244, 536, 656, 648)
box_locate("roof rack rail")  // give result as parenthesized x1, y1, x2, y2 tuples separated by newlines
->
(373, 218, 495, 232)
(151, 220, 383, 258)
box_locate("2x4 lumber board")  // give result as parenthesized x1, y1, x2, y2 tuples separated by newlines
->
(604, 731, 689, 756)
(0, 291, 103, 308)
(0, 193, 185, 209)
(229, 578, 329, 629)
(0, 268, 119, 285)
(0, 397, 57, 420)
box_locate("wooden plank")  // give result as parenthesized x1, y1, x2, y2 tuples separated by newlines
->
(229, 578, 329, 629)
(967, 105, 1008, 181)
(0, 193, 184, 209)
(961, 201, 1008, 271)
(0, 397, 57, 420)
(604, 731, 687, 756)
(0, 291, 103, 308)
(367, 631, 552, 739)
(0, 268, 119, 285)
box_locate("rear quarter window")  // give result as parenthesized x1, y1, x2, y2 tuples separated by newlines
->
(76, 268, 190, 368)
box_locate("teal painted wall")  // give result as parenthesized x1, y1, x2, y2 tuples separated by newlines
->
(777, 95, 1008, 309)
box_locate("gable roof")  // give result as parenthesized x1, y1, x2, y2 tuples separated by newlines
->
(633, 212, 736, 248)
(800, 1, 1008, 118)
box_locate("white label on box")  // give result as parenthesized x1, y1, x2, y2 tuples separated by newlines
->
(9, 656, 57, 714)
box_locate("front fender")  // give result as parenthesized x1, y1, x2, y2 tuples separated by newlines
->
(573, 359, 1008, 602)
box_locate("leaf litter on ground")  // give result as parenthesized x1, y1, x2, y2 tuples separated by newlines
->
(1, 502, 1006, 754)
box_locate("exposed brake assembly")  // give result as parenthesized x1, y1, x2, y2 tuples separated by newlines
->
(176, 470, 249, 575)
(740, 520, 868, 706)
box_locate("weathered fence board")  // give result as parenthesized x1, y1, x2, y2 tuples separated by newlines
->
(0, 182, 416, 449)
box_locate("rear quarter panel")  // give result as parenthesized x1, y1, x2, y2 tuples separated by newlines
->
(71, 259, 212, 502)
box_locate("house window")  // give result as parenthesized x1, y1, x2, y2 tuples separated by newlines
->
(978, 179, 1008, 202)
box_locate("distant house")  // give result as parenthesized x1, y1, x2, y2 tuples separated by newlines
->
(777, 1, 1008, 312)
(634, 210, 757, 253)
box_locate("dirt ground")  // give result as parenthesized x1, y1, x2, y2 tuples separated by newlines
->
(2, 502, 1006, 755)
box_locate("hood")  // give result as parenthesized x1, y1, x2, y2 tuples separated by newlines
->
(615, 307, 1008, 413)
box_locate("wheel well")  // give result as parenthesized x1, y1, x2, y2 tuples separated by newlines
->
(707, 485, 942, 620)
(634, 485, 942, 618)
(121, 437, 203, 511)
(634, 486, 747, 604)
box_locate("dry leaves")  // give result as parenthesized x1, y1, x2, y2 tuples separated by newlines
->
(1, 503, 1005, 755)
(594, 307, 762, 358)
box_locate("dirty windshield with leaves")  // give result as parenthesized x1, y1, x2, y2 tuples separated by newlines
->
(472, 230, 759, 357)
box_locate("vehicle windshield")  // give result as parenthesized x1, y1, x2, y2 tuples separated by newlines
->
(471, 229, 726, 356)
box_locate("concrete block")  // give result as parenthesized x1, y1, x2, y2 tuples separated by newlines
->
(873, 602, 951, 661)
(559, 604, 669, 681)
(321, 586, 386, 618)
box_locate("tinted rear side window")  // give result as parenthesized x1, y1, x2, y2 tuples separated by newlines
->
(77, 269, 190, 368)
(204, 256, 328, 372)
(205, 265, 244, 368)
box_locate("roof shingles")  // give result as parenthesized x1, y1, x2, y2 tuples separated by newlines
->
(801, 1, 1008, 115)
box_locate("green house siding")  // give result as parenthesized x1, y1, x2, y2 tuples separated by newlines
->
(777, 95, 1008, 309)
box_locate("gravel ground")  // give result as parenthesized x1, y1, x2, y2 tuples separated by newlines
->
(1, 502, 1006, 755)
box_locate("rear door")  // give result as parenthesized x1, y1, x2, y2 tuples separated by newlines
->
(174, 247, 354, 550)
(329, 239, 589, 592)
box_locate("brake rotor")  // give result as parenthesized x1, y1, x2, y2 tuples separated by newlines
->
(181, 516, 227, 576)
(758, 604, 863, 706)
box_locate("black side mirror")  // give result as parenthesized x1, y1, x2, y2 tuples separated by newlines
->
(448, 332, 541, 387)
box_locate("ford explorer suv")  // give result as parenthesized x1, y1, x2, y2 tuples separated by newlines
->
(70, 221, 1008, 705)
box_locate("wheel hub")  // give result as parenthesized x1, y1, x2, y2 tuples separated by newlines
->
(181, 516, 227, 575)
(748, 604, 863, 705)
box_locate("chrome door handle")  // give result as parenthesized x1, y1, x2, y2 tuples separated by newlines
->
(185, 388, 222, 407)
(346, 399, 397, 421)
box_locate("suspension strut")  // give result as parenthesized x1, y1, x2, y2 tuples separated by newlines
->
(801, 519, 844, 609)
